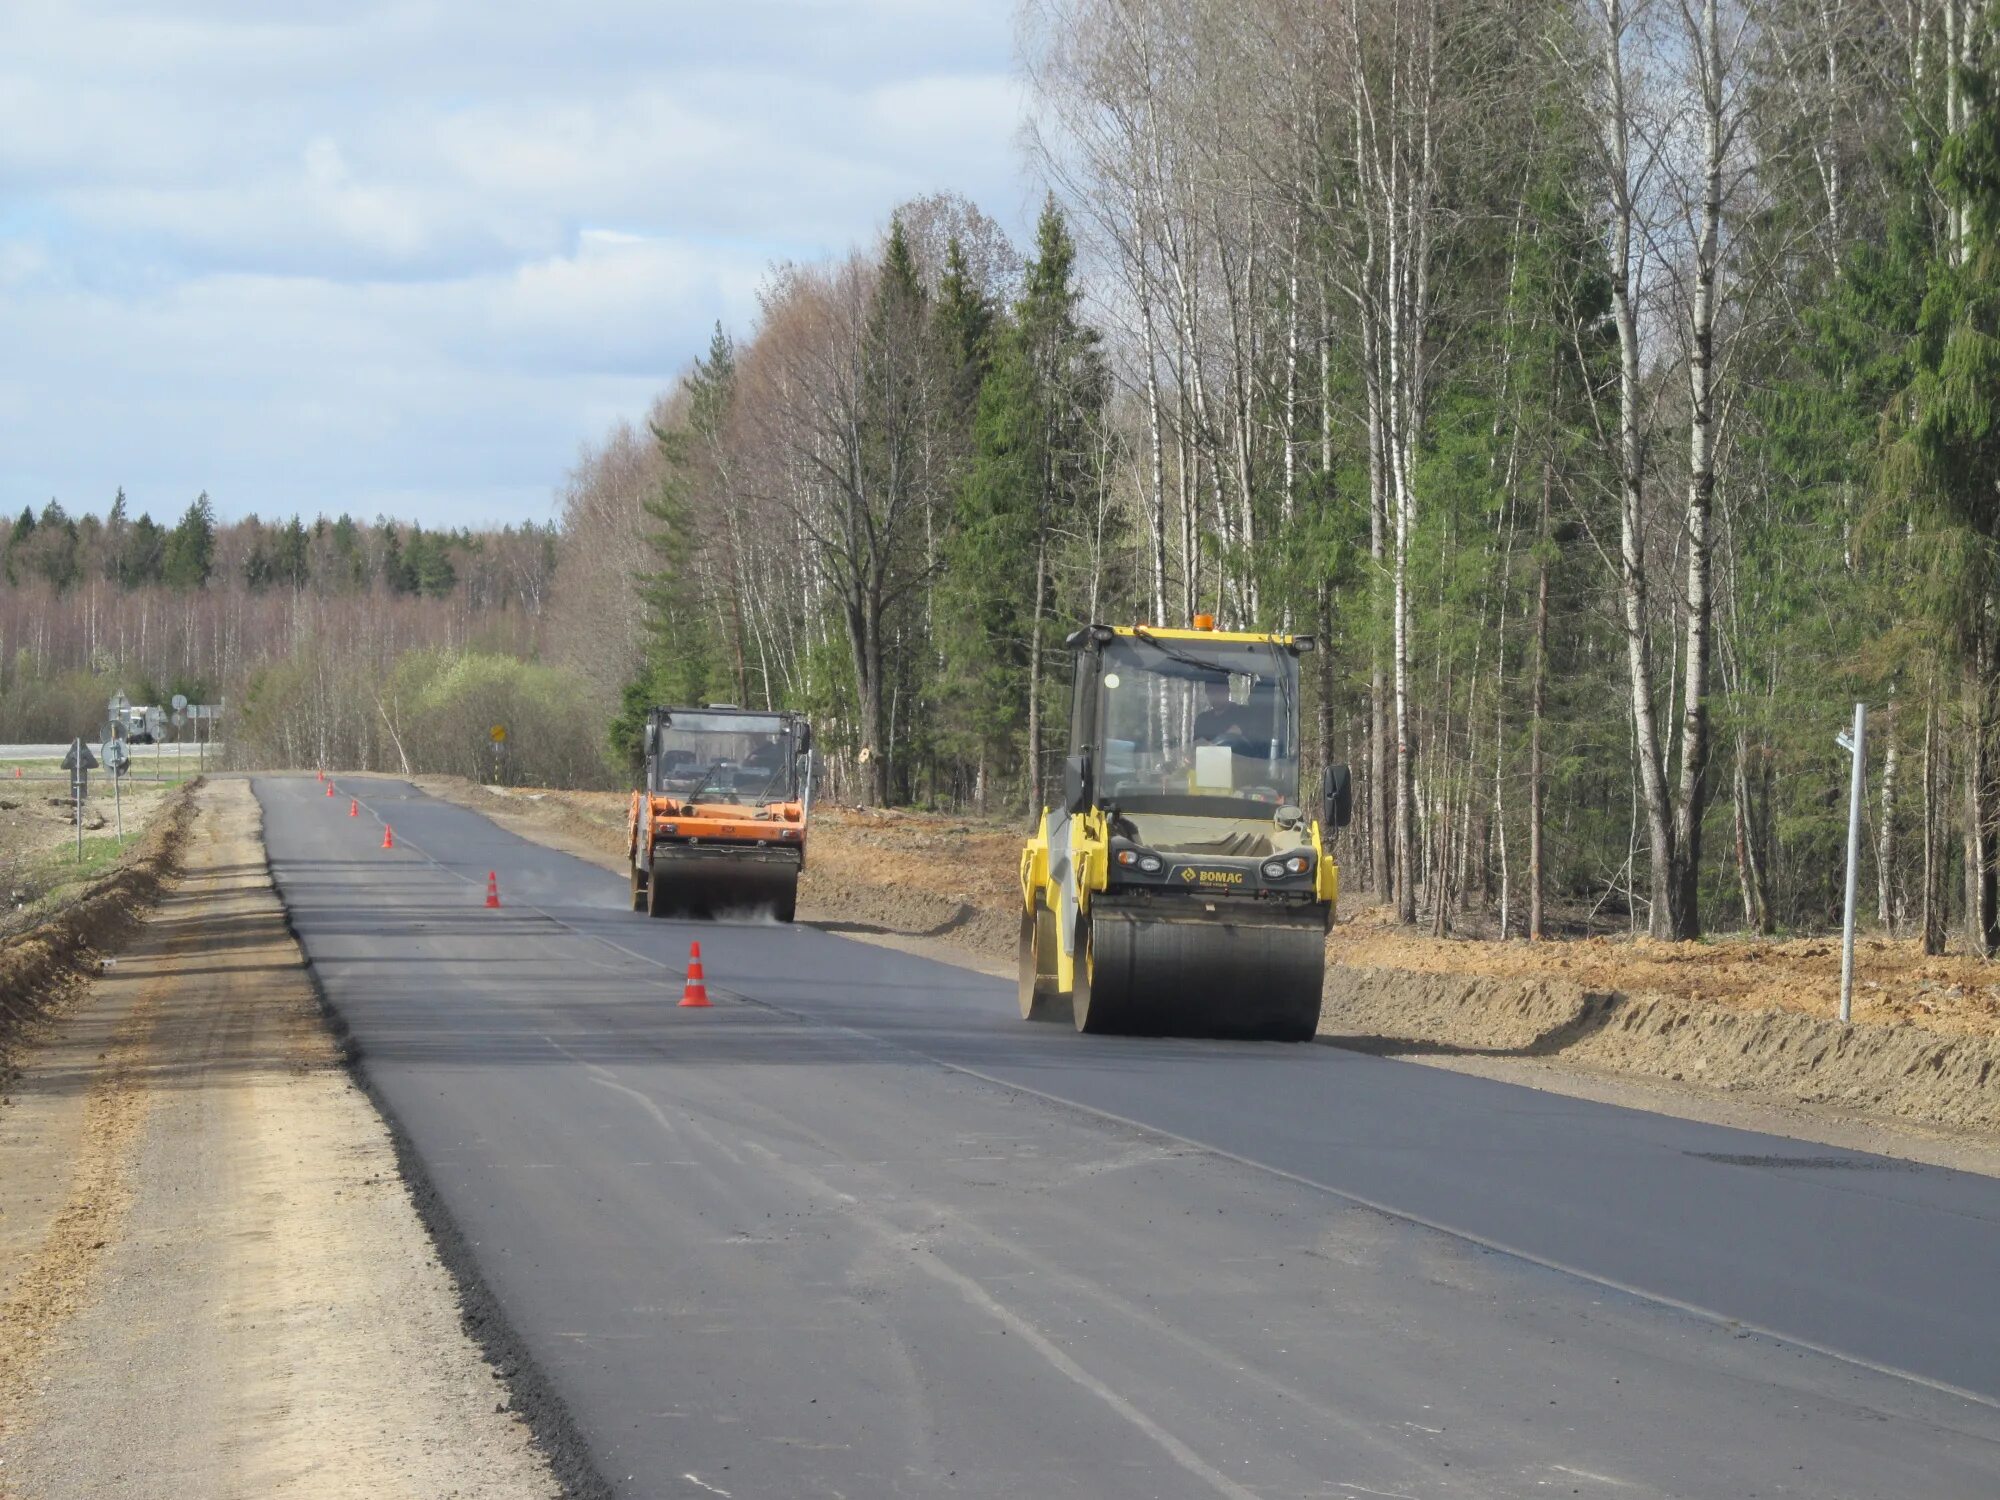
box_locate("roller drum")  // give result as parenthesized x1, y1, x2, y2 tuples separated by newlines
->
(1018, 905, 1069, 1023)
(1077, 902, 1325, 1041)
(647, 849, 800, 922)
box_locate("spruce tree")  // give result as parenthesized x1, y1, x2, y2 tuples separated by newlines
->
(612, 325, 738, 768)
(102, 487, 129, 582)
(1878, 13, 2000, 953)
(943, 198, 1107, 813)
(2, 506, 33, 587)
(161, 493, 216, 589)
(122, 513, 164, 586)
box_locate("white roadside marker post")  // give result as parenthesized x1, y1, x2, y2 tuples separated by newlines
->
(1837, 703, 1867, 1026)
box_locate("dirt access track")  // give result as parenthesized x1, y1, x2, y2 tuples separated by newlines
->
(0, 778, 560, 1499)
(426, 778, 2000, 1171)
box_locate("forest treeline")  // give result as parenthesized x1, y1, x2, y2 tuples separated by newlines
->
(0, 496, 565, 765)
(557, 0, 2000, 952)
(7, 0, 1999, 951)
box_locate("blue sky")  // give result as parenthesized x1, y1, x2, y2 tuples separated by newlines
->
(0, 1, 1029, 529)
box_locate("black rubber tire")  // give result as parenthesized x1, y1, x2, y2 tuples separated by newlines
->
(1018, 905, 1067, 1022)
(646, 861, 670, 918)
(630, 856, 646, 912)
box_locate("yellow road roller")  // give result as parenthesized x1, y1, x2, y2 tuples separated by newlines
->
(1019, 619, 1352, 1040)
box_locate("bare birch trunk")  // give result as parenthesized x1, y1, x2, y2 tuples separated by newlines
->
(1669, 0, 1726, 940)
(1598, 0, 1677, 938)
(1923, 689, 1948, 955)
(1878, 693, 1899, 933)
(1529, 458, 1551, 940)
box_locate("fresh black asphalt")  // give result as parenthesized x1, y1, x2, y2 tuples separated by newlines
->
(256, 776, 2000, 1499)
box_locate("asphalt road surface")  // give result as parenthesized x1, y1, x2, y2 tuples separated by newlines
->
(257, 776, 2000, 1500)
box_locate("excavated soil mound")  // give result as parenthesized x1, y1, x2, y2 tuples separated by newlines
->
(800, 805, 1019, 959)
(0, 780, 200, 1069)
(1323, 966, 2000, 1131)
(1330, 911, 2000, 1039)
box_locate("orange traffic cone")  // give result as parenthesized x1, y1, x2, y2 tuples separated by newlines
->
(381, 824, 395, 850)
(326, 782, 336, 798)
(317, 768, 324, 782)
(348, 797, 359, 818)
(485, 871, 501, 908)
(679, 942, 711, 1008)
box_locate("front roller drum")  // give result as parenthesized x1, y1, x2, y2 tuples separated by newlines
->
(1074, 906, 1325, 1041)
(1017, 903, 1070, 1023)
(647, 852, 800, 922)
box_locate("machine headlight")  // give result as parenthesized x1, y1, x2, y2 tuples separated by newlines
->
(1262, 854, 1313, 880)
(1138, 854, 1163, 873)
(1261, 859, 1287, 880)
(1284, 854, 1311, 874)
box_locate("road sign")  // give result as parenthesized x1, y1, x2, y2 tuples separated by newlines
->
(490, 724, 508, 743)
(61, 739, 100, 772)
(172, 693, 189, 711)
(172, 710, 185, 729)
(101, 740, 129, 777)
(109, 690, 131, 715)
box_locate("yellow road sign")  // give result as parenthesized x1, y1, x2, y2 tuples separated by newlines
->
(490, 724, 508, 743)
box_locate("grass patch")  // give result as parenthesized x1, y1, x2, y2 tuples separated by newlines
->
(3, 834, 139, 928)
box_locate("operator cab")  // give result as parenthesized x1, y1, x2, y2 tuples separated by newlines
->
(642, 708, 812, 807)
(1064, 623, 1347, 861)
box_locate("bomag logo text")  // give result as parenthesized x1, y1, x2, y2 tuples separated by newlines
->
(1179, 866, 1245, 885)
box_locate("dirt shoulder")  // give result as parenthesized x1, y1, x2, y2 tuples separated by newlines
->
(1, 772, 191, 941)
(0, 777, 197, 1086)
(0, 778, 558, 1499)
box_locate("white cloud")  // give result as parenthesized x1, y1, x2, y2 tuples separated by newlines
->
(0, 0, 1025, 526)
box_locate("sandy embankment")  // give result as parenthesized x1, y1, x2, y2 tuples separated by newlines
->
(0, 779, 560, 1499)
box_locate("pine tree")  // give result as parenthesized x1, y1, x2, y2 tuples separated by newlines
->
(942, 198, 1107, 814)
(935, 236, 996, 424)
(330, 514, 365, 590)
(102, 487, 129, 582)
(277, 515, 311, 590)
(161, 493, 217, 589)
(379, 522, 414, 595)
(242, 516, 275, 591)
(121, 512, 164, 586)
(2, 506, 33, 586)
(1878, 12, 2000, 954)
(613, 326, 738, 768)
(29, 500, 81, 590)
